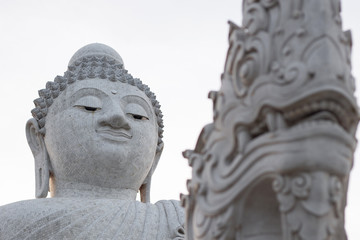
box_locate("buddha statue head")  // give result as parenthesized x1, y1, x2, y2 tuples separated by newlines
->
(25, 43, 164, 203)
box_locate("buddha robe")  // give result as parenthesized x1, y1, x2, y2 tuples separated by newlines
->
(0, 198, 185, 240)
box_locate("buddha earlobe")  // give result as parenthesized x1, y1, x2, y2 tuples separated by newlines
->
(140, 142, 164, 203)
(26, 118, 50, 198)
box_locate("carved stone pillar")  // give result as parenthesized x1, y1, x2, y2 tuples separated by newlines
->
(182, 1, 358, 239)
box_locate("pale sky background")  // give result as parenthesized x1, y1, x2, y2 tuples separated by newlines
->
(0, 0, 359, 238)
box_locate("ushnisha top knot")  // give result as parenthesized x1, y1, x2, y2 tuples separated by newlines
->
(68, 43, 124, 67)
(31, 43, 164, 152)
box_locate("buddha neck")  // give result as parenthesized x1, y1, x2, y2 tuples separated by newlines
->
(49, 180, 138, 200)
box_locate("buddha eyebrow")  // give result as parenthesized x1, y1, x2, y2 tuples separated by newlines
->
(70, 88, 108, 99)
(122, 95, 153, 117)
(70, 88, 107, 102)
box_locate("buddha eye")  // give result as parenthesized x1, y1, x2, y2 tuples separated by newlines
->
(74, 96, 102, 112)
(130, 114, 149, 120)
(74, 105, 101, 112)
(84, 106, 99, 112)
(125, 103, 149, 121)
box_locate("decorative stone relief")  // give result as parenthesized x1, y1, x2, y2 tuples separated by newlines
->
(182, 1, 358, 239)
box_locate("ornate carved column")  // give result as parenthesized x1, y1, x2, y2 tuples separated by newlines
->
(182, 1, 358, 239)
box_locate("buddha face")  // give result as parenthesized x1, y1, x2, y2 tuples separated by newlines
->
(43, 78, 158, 192)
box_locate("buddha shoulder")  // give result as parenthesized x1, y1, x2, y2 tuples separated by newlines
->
(0, 198, 185, 240)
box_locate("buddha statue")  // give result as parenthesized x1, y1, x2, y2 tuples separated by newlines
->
(0, 43, 185, 240)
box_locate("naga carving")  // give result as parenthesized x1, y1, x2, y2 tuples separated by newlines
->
(182, 0, 358, 239)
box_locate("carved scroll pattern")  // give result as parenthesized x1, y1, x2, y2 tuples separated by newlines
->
(273, 172, 346, 240)
(183, 0, 357, 239)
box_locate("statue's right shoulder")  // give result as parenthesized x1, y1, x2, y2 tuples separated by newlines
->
(0, 198, 80, 239)
(0, 199, 51, 239)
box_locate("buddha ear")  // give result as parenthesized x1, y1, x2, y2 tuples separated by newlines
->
(140, 142, 164, 203)
(26, 118, 50, 198)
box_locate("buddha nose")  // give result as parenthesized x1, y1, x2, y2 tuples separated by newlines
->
(98, 104, 131, 130)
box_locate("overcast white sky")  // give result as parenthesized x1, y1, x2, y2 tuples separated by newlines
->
(0, 0, 359, 238)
